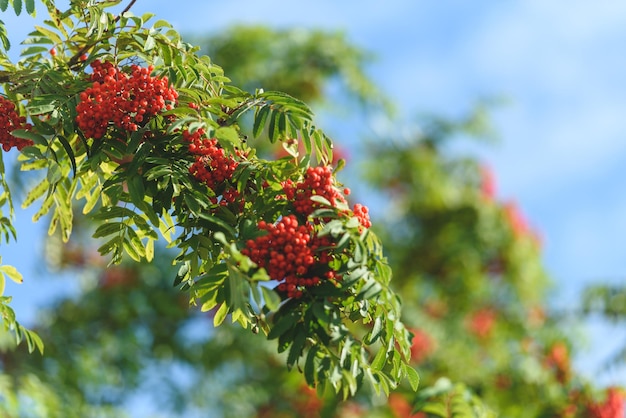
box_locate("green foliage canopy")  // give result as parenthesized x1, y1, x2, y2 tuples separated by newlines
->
(0, 0, 415, 398)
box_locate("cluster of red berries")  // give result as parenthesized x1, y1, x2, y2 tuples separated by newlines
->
(0, 97, 33, 151)
(242, 215, 339, 299)
(214, 187, 241, 207)
(284, 166, 346, 216)
(467, 307, 497, 339)
(283, 165, 372, 230)
(544, 342, 571, 384)
(75, 60, 178, 139)
(587, 388, 625, 418)
(479, 164, 496, 200)
(352, 203, 372, 229)
(409, 328, 435, 364)
(388, 394, 424, 418)
(184, 129, 240, 206)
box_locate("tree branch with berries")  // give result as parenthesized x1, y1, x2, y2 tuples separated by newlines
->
(0, 0, 417, 397)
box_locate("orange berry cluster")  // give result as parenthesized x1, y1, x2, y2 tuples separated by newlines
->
(586, 388, 624, 418)
(0, 97, 33, 151)
(467, 307, 497, 339)
(184, 128, 241, 207)
(352, 203, 371, 229)
(75, 60, 178, 139)
(409, 328, 435, 364)
(242, 215, 339, 299)
(544, 342, 571, 384)
(284, 165, 372, 230)
(284, 166, 346, 216)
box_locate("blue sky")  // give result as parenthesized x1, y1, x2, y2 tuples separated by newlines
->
(2, 0, 626, 388)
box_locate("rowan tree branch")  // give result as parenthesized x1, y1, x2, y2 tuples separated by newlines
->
(67, 0, 138, 70)
(115, 0, 138, 23)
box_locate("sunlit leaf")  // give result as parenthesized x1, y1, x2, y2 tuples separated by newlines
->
(0, 265, 23, 284)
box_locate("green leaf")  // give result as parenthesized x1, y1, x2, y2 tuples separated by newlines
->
(33, 25, 62, 46)
(173, 262, 190, 286)
(213, 302, 228, 326)
(92, 206, 137, 221)
(267, 109, 280, 142)
(277, 111, 287, 137)
(0, 0, 8, 12)
(0, 28, 10, 50)
(20, 45, 48, 56)
(12, 0, 21, 15)
(82, 188, 100, 214)
(301, 126, 312, 155)
(235, 163, 253, 195)
(11, 129, 47, 145)
(253, 105, 270, 138)
(261, 286, 281, 311)
(268, 312, 297, 340)
(159, 42, 172, 65)
(143, 34, 156, 51)
(403, 363, 420, 391)
(370, 347, 387, 371)
(22, 178, 49, 209)
(196, 212, 236, 237)
(342, 369, 358, 396)
(56, 135, 76, 175)
(93, 222, 124, 238)
(0, 265, 22, 284)
(216, 126, 240, 146)
(122, 237, 141, 262)
(311, 302, 330, 325)
(152, 19, 172, 29)
(142, 237, 153, 260)
(127, 175, 146, 208)
(45, 160, 62, 184)
(368, 315, 383, 344)
(32, 193, 54, 222)
(357, 280, 382, 300)
(304, 345, 319, 386)
(25, 329, 44, 354)
(309, 195, 332, 207)
(24, 0, 34, 15)
(287, 327, 306, 367)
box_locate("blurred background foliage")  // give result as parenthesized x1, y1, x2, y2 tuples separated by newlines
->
(0, 24, 625, 418)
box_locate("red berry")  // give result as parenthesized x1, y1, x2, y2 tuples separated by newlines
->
(284, 166, 346, 216)
(184, 128, 242, 211)
(75, 60, 178, 139)
(241, 215, 341, 299)
(0, 97, 34, 151)
(352, 203, 371, 230)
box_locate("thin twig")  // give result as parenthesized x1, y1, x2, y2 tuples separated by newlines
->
(67, 0, 138, 70)
(114, 0, 138, 23)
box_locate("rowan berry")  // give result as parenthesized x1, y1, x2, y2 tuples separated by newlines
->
(75, 60, 178, 139)
(0, 97, 34, 151)
(184, 129, 239, 191)
(284, 166, 346, 216)
(242, 215, 342, 299)
(409, 328, 435, 364)
(352, 203, 372, 229)
(586, 387, 624, 418)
